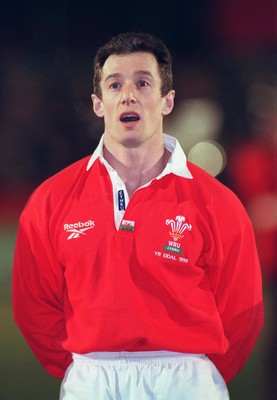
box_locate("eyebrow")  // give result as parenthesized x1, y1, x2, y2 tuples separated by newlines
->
(104, 70, 155, 82)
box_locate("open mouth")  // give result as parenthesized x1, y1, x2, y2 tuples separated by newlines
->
(120, 113, 140, 123)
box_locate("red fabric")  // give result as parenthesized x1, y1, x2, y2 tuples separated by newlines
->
(12, 157, 264, 382)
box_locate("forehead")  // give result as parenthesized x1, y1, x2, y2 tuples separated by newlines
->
(101, 52, 160, 80)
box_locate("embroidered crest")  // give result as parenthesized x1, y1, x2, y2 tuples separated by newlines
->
(166, 215, 192, 241)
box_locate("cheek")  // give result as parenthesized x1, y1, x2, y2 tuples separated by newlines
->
(102, 103, 117, 119)
(144, 98, 164, 114)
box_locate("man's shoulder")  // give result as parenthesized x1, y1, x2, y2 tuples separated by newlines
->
(40, 156, 90, 191)
(186, 162, 251, 230)
(23, 156, 92, 210)
(187, 161, 229, 193)
(186, 161, 246, 211)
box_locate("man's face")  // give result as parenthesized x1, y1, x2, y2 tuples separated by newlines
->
(92, 52, 175, 148)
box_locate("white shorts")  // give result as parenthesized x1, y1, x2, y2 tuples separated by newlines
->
(60, 351, 229, 400)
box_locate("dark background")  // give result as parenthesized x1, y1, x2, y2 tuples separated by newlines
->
(0, 1, 276, 399)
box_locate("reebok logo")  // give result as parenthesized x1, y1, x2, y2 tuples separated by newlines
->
(64, 220, 95, 240)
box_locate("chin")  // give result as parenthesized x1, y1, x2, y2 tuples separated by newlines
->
(120, 136, 142, 148)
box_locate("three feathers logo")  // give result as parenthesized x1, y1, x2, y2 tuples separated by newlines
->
(166, 215, 192, 241)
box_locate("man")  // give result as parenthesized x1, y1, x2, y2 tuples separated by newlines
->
(13, 32, 264, 400)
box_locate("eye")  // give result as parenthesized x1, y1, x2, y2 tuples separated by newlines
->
(137, 80, 149, 88)
(109, 82, 121, 90)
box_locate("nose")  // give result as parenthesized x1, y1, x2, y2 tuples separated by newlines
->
(121, 85, 136, 105)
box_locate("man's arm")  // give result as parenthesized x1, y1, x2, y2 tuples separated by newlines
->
(12, 213, 72, 379)
(207, 196, 264, 382)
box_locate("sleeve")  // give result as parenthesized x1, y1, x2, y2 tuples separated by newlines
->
(206, 194, 264, 383)
(12, 203, 72, 379)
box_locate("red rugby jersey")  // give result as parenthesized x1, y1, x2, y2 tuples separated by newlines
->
(12, 136, 264, 382)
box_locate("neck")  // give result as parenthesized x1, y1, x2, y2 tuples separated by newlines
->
(103, 136, 170, 197)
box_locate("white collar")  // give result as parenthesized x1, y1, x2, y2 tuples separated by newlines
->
(86, 133, 193, 180)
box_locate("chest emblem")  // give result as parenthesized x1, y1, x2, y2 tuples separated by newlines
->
(154, 215, 192, 263)
(166, 215, 192, 241)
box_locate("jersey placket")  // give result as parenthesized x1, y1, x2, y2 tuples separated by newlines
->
(108, 168, 130, 230)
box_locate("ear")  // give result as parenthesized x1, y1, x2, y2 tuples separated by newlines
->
(91, 94, 104, 117)
(162, 90, 175, 116)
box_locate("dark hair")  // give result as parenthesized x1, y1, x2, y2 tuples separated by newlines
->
(93, 32, 173, 98)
